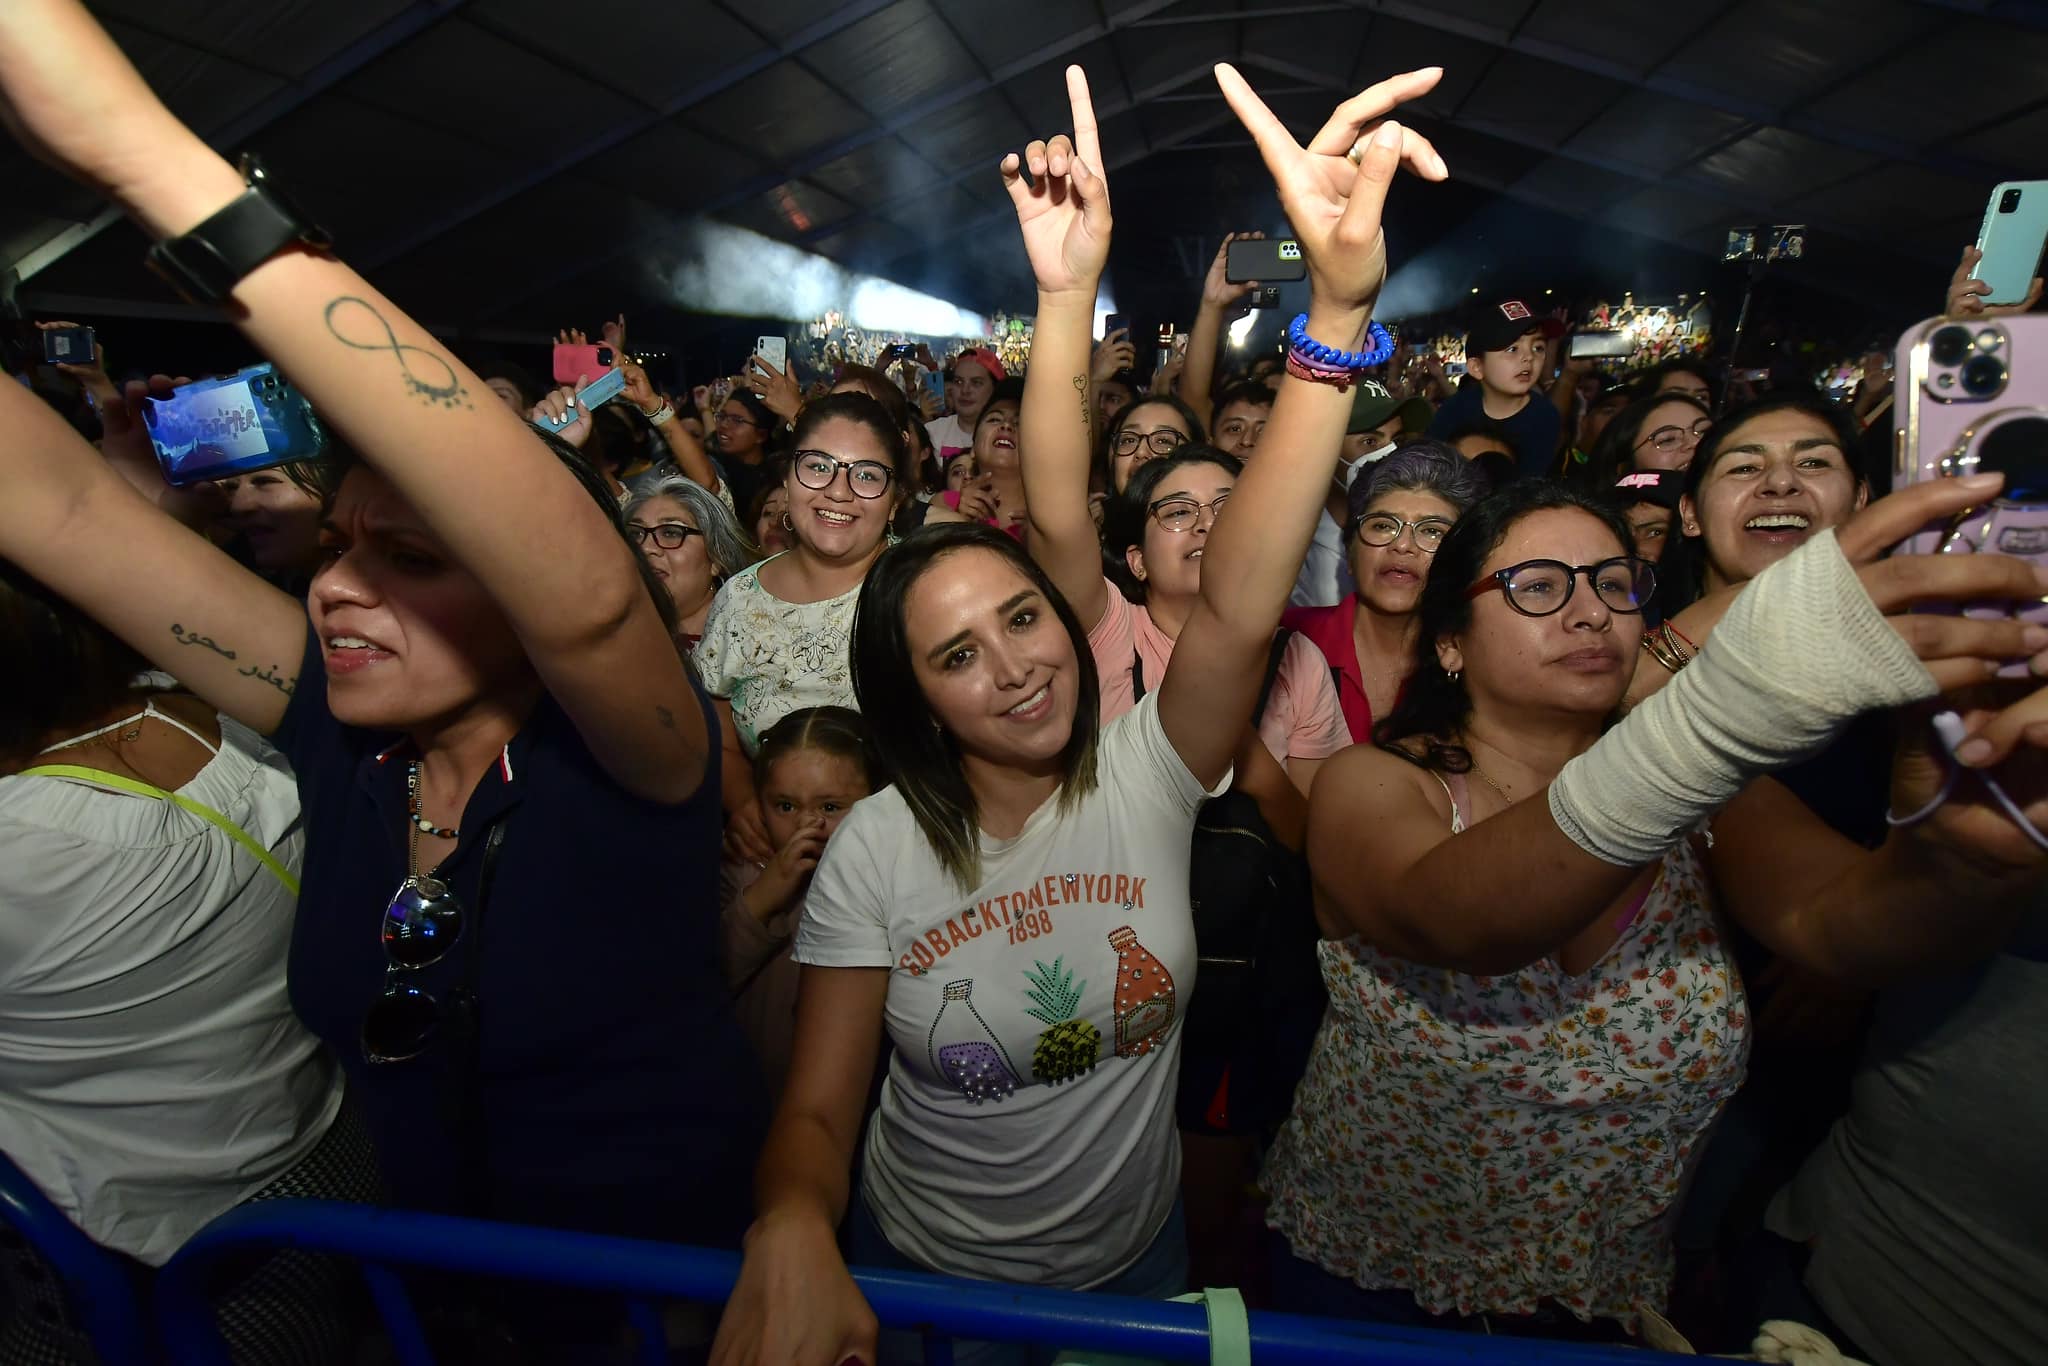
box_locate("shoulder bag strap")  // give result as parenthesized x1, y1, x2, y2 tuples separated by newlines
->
(17, 763, 300, 897)
(1250, 629, 1294, 727)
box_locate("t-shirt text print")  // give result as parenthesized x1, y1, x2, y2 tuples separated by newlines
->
(797, 693, 1217, 1288)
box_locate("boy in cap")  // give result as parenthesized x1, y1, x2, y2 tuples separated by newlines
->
(1425, 298, 1564, 479)
(1291, 379, 1433, 608)
(1611, 467, 1683, 566)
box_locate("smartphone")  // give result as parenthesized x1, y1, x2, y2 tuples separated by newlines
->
(552, 343, 613, 385)
(1972, 181, 2048, 306)
(880, 342, 916, 361)
(1225, 238, 1305, 284)
(1157, 323, 1176, 349)
(1569, 330, 1634, 360)
(142, 364, 326, 487)
(755, 335, 789, 374)
(534, 366, 628, 433)
(40, 325, 95, 365)
(1895, 314, 2048, 674)
(1247, 287, 1281, 310)
(1103, 313, 1128, 340)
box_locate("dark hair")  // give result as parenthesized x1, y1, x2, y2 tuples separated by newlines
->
(1586, 391, 1712, 489)
(1346, 440, 1485, 529)
(974, 378, 1026, 432)
(0, 559, 151, 762)
(1214, 379, 1276, 414)
(744, 456, 792, 529)
(1373, 478, 1636, 772)
(1099, 394, 1207, 495)
(463, 353, 542, 412)
(851, 524, 1100, 889)
(752, 705, 879, 792)
(325, 426, 683, 648)
(833, 364, 914, 436)
(791, 391, 914, 497)
(1682, 390, 1867, 501)
(1439, 418, 1518, 458)
(725, 387, 777, 434)
(1104, 446, 1243, 563)
(1642, 356, 1715, 404)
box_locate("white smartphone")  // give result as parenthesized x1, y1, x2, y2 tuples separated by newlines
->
(1973, 181, 2048, 306)
(754, 335, 789, 375)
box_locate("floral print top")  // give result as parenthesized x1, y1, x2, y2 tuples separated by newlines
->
(694, 556, 860, 755)
(1262, 772, 1750, 1328)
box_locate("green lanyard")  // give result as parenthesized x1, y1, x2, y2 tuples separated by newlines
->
(16, 763, 301, 897)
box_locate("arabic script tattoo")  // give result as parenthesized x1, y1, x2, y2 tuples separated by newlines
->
(170, 623, 237, 660)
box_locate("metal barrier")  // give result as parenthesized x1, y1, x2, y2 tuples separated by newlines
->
(155, 1199, 1689, 1365)
(0, 1150, 156, 1364)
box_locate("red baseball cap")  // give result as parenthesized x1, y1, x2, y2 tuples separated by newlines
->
(950, 347, 1007, 382)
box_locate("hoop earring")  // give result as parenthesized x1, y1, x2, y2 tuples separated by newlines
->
(781, 512, 794, 532)
(1445, 668, 1462, 683)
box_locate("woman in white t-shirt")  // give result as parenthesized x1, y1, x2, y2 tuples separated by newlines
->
(710, 61, 1451, 1366)
(697, 392, 912, 861)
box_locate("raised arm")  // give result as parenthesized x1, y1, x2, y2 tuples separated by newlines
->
(620, 360, 722, 494)
(0, 0, 707, 800)
(0, 376, 308, 733)
(1311, 480, 2048, 974)
(1159, 65, 1448, 788)
(1177, 232, 1262, 428)
(1006, 67, 1114, 631)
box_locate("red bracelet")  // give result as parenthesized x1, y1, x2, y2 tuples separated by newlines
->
(1664, 620, 1698, 653)
(1285, 350, 1356, 391)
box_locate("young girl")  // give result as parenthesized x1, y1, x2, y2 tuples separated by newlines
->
(722, 707, 878, 1104)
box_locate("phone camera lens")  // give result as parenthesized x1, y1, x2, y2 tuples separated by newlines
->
(1961, 354, 2006, 398)
(2000, 187, 2022, 213)
(1930, 324, 1973, 366)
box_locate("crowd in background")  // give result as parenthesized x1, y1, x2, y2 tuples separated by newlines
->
(2, 5, 2046, 1366)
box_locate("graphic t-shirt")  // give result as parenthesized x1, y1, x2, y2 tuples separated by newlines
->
(695, 556, 860, 754)
(796, 694, 1218, 1288)
(1087, 583, 1349, 772)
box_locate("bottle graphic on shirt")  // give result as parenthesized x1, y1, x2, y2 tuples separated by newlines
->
(927, 979, 1020, 1104)
(1108, 926, 1176, 1059)
(1022, 957, 1100, 1085)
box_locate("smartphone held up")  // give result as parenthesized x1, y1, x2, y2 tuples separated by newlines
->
(142, 364, 326, 487)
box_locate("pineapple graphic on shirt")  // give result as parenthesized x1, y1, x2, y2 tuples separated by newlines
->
(1022, 957, 1101, 1085)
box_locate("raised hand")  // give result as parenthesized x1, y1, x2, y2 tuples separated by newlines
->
(1091, 327, 1135, 382)
(619, 360, 662, 415)
(1888, 684, 2048, 876)
(746, 353, 803, 423)
(530, 380, 593, 448)
(1948, 245, 2044, 319)
(34, 320, 117, 407)
(1000, 66, 1111, 299)
(602, 313, 628, 359)
(1212, 64, 1448, 328)
(1202, 231, 1264, 314)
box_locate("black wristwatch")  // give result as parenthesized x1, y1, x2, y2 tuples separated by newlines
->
(145, 153, 332, 304)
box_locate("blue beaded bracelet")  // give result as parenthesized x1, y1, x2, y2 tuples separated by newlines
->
(1286, 313, 1394, 370)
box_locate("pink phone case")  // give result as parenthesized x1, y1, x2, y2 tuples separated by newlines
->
(1894, 313, 2048, 674)
(551, 343, 611, 385)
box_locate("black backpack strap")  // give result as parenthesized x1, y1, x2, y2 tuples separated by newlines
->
(1252, 629, 1293, 726)
(1130, 649, 1146, 702)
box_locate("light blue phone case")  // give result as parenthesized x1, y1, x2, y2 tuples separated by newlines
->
(1974, 181, 2048, 305)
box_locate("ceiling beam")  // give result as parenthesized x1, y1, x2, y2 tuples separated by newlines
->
(7, 0, 467, 282)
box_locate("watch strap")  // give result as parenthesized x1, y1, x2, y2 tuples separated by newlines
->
(145, 162, 330, 304)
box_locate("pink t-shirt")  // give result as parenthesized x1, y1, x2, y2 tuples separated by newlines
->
(1087, 582, 1349, 770)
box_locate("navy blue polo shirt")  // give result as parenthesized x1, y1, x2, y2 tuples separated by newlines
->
(274, 627, 764, 1245)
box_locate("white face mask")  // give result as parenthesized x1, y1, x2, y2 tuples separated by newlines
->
(1337, 438, 1398, 489)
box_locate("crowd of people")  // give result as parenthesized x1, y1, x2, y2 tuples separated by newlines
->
(2, 5, 2046, 1365)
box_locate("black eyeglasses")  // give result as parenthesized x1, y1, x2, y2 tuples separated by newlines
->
(1352, 513, 1452, 550)
(1112, 428, 1188, 458)
(1635, 419, 1711, 455)
(792, 449, 895, 499)
(629, 521, 703, 550)
(362, 876, 465, 1065)
(1463, 556, 1656, 618)
(1147, 492, 1231, 533)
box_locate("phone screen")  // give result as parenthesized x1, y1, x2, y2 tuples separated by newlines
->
(755, 336, 789, 374)
(143, 367, 325, 487)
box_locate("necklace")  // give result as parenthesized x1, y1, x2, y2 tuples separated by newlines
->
(406, 761, 458, 840)
(1467, 761, 1514, 803)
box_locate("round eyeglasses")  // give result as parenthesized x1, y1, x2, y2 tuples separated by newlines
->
(628, 522, 703, 550)
(1463, 556, 1656, 618)
(1147, 493, 1231, 533)
(792, 450, 894, 499)
(1353, 513, 1452, 550)
(1112, 428, 1189, 459)
(1636, 419, 1711, 455)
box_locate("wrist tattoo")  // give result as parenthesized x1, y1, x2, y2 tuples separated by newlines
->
(170, 623, 237, 660)
(1072, 373, 1089, 430)
(170, 623, 296, 697)
(324, 297, 472, 409)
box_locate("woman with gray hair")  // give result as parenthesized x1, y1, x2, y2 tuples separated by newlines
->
(622, 475, 758, 650)
(1282, 440, 1484, 742)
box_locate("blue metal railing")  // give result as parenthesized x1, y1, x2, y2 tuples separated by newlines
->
(154, 1199, 1690, 1365)
(0, 1150, 156, 1364)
